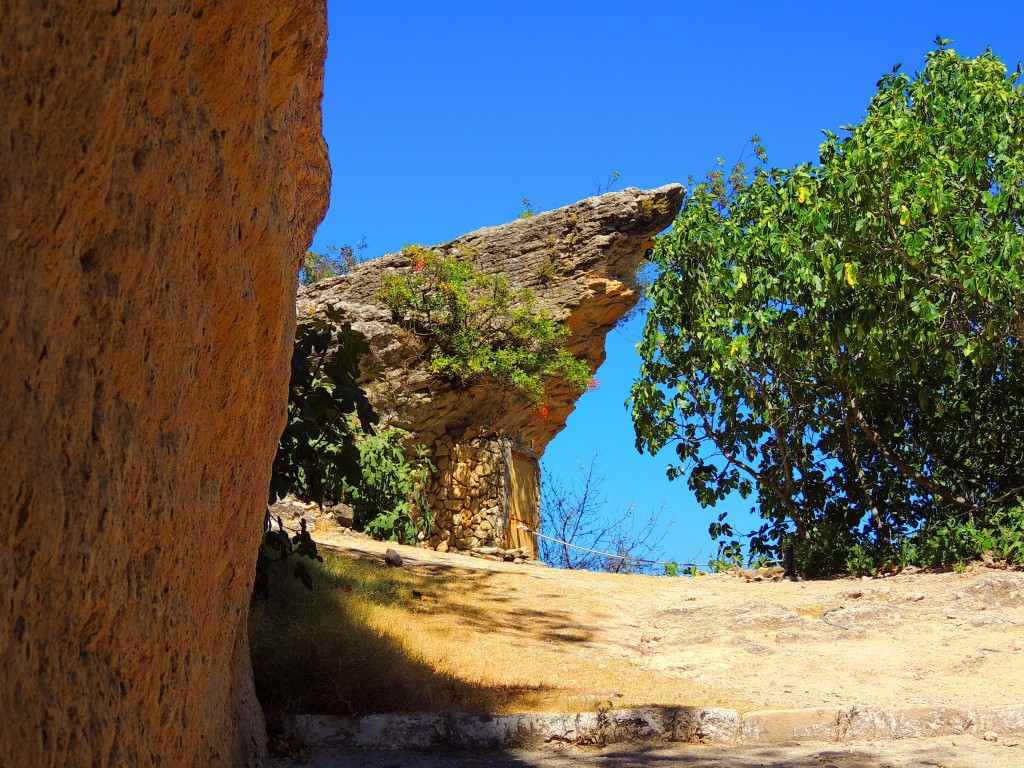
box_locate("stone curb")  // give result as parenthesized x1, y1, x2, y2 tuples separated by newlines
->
(284, 705, 1024, 750)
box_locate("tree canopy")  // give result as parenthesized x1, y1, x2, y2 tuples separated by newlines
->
(631, 42, 1024, 575)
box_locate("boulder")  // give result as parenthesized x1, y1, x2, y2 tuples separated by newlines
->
(0, 2, 330, 766)
(296, 186, 682, 554)
(297, 184, 683, 454)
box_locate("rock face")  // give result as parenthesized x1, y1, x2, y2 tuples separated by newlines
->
(297, 186, 683, 555)
(0, 3, 329, 767)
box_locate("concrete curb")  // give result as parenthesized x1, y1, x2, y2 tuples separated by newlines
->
(284, 705, 1024, 750)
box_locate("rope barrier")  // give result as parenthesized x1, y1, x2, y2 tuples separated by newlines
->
(511, 519, 784, 570)
(272, 511, 784, 572)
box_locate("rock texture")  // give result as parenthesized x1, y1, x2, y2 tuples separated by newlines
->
(299, 185, 682, 451)
(426, 432, 512, 553)
(297, 186, 683, 552)
(0, 3, 329, 767)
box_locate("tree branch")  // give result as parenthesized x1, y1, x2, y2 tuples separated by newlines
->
(841, 403, 887, 533)
(689, 390, 810, 540)
(843, 390, 977, 512)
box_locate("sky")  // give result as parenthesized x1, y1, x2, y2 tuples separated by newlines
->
(312, 1, 1024, 567)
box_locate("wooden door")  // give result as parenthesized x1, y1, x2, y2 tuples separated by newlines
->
(507, 450, 540, 557)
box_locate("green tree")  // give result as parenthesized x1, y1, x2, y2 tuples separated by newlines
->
(300, 239, 367, 286)
(631, 42, 1024, 575)
(262, 307, 434, 596)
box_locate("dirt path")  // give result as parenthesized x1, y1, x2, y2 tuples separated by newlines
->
(315, 527, 1024, 714)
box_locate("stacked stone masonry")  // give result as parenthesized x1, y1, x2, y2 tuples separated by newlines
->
(427, 432, 510, 553)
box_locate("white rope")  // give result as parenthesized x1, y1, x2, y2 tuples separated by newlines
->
(274, 514, 783, 571)
(515, 523, 784, 569)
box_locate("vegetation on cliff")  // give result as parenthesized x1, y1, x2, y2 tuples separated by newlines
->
(380, 245, 592, 405)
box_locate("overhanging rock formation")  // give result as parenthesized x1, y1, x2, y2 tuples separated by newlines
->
(1, 2, 329, 766)
(298, 185, 683, 555)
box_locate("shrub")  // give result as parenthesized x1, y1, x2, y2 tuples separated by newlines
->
(347, 427, 433, 546)
(269, 307, 373, 508)
(300, 239, 367, 286)
(380, 245, 590, 404)
(264, 306, 434, 597)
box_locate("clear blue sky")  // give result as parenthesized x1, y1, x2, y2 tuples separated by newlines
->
(313, 1, 1024, 566)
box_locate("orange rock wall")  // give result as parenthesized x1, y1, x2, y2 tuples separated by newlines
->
(0, 2, 329, 766)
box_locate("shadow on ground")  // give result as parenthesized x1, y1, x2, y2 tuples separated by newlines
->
(250, 550, 559, 719)
(250, 543, 619, 722)
(276, 737, 1022, 768)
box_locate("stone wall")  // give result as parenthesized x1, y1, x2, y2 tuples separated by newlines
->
(0, 2, 330, 766)
(427, 432, 511, 553)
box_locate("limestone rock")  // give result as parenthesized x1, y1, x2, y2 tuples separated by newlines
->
(0, 3, 330, 767)
(297, 184, 683, 453)
(295, 186, 681, 556)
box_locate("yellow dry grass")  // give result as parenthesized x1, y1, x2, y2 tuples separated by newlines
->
(249, 548, 725, 717)
(793, 603, 826, 619)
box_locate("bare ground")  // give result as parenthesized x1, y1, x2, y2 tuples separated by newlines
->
(313, 526, 1024, 715)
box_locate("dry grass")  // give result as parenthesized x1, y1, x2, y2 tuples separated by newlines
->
(794, 603, 827, 619)
(249, 549, 723, 718)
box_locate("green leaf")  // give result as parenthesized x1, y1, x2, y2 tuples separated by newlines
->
(633, 43, 1024, 577)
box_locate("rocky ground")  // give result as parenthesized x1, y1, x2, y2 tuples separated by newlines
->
(276, 526, 1024, 766)
(313, 527, 1024, 713)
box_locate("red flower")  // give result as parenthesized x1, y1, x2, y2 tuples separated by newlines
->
(536, 404, 550, 419)
(587, 378, 602, 392)
(412, 260, 426, 272)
